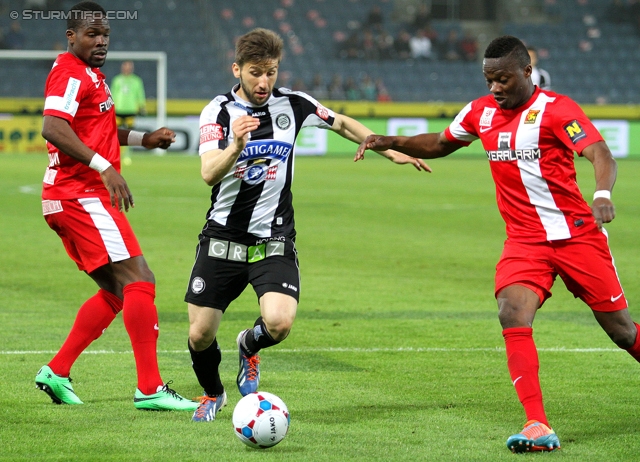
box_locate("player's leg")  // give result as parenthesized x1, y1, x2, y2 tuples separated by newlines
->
(188, 303, 227, 421)
(495, 240, 560, 452)
(237, 249, 300, 396)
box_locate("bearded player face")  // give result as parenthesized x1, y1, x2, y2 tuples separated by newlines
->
(233, 59, 279, 106)
(66, 14, 110, 68)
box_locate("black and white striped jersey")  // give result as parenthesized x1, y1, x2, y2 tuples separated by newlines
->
(198, 85, 336, 241)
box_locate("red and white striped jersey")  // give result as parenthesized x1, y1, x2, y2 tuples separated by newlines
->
(444, 87, 603, 242)
(42, 52, 119, 200)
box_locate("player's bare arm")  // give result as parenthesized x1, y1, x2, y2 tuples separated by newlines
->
(200, 115, 260, 186)
(356, 131, 460, 161)
(582, 140, 617, 229)
(42, 115, 133, 212)
(117, 127, 176, 150)
(331, 113, 431, 171)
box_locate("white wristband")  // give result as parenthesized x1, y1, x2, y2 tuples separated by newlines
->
(593, 190, 611, 200)
(89, 153, 112, 173)
(127, 130, 145, 147)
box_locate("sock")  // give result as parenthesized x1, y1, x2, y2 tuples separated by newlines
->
(624, 323, 640, 362)
(49, 289, 122, 377)
(502, 327, 548, 427)
(189, 339, 224, 396)
(242, 316, 281, 355)
(122, 281, 163, 395)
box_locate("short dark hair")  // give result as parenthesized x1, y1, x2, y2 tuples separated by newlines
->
(484, 35, 530, 67)
(235, 28, 284, 67)
(67, 1, 107, 31)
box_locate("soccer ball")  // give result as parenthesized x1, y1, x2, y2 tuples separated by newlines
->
(232, 391, 290, 449)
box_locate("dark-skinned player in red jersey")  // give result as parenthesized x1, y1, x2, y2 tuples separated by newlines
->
(356, 35, 640, 453)
(35, 1, 197, 411)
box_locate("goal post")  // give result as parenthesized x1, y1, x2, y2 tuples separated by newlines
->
(0, 49, 167, 129)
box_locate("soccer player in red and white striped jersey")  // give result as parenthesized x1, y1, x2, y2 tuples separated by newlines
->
(356, 35, 640, 453)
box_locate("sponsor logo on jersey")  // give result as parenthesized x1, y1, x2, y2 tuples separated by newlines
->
(252, 111, 266, 117)
(234, 164, 278, 185)
(563, 120, 587, 144)
(479, 107, 496, 130)
(99, 96, 114, 113)
(524, 109, 540, 124)
(63, 77, 81, 112)
(200, 123, 224, 143)
(316, 104, 330, 120)
(276, 114, 291, 130)
(239, 140, 293, 162)
(485, 148, 541, 161)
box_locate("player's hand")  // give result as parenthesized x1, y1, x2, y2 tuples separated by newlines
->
(142, 127, 176, 150)
(355, 134, 394, 162)
(591, 197, 615, 230)
(388, 151, 432, 172)
(100, 167, 134, 212)
(231, 115, 260, 153)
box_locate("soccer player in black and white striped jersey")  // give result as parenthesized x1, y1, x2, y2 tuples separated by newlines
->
(186, 28, 430, 422)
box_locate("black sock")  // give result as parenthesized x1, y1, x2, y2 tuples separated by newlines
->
(188, 338, 224, 396)
(242, 316, 281, 355)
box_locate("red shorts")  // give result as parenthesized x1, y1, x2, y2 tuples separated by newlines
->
(495, 228, 627, 312)
(43, 197, 142, 273)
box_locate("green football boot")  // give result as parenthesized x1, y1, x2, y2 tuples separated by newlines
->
(134, 382, 199, 411)
(35, 365, 83, 405)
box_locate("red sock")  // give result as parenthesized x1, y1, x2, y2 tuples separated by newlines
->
(49, 289, 122, 377)
(122, 281, 163, 394)
(624, 323, 640, 362)
(502, 327, 548, 426)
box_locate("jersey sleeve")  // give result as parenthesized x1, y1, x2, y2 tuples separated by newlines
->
(551, 96, 603, 155)
(199, 96, 228, 155)
(280, 88, 335, 129)
(443, 102, 478, 146)
(43, 63, 85, 123)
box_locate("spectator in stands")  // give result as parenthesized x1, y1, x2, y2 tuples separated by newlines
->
(409, 28, 433, 60)
(376, 30, 395, 60)
(309, 73, 328, 100)
(365, 5, 384, 33)
(460, 31, 479, 61)
(360, 74, 377, 101)
(0, 27, 6, 50)
(361, 29, 378, 60)
(291, 78, 307, 92)
(527, 46, 551, 90)
(376, 78, 392, 102)
(394, 29, 412, 60)
(5, 21, 25, 50)
(328, 74, 346, 99)
(344, 77, 361, 100)
(438, 29, 462, 61)
(411, 3, 432, 33)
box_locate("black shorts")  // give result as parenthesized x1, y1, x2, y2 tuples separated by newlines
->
(184, 235, 300, 311)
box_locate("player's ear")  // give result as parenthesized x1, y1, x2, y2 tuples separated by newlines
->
(232, 63, 241, 79)
(66, 29, 75, 43)
(523, 64, 532, 79)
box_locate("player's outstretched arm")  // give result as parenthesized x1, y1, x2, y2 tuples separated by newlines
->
(117, 127, 176, 150)
(42, 115, 133, 212)
(355, 132, 460, 162)
(331, 113, 430, 171)
(200, 115, 260, 186)
(582, 140, 617, 229)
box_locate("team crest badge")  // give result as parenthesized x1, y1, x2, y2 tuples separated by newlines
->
(524, 110, 540, 124)
(276, 114, 290, 130)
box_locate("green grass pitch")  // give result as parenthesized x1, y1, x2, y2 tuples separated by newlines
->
(0, 152, 639, 461)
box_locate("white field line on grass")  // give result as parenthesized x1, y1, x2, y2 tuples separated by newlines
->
(0, 347, 624, 355)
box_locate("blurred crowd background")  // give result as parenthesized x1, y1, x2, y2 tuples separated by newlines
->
(1, 0, 639, 105)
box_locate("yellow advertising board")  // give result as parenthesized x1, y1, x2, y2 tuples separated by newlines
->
(0, 115, 47, 153)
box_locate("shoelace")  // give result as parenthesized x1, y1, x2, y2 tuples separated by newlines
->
(244, 354, 260, 381)
(159, 381, 184, 400)
(194, 396, 217, 420)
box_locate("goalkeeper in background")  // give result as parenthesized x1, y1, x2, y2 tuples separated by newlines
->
(111, 60, 146, 165)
